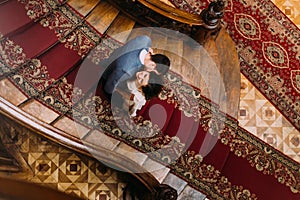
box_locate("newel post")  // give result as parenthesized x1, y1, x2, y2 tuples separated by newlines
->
(154, 184, 178, 200)
(192, 0, 225, 44)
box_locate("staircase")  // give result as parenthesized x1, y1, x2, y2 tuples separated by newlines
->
(0, 0, 242, 199)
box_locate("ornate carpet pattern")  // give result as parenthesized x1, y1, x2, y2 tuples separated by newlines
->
(169, 0, 300, 131)
(0, 0, 300, 199)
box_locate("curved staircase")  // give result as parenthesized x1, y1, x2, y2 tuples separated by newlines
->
(1, 0, 299, 200)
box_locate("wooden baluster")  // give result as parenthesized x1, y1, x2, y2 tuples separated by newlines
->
(192, 0, 225, 45)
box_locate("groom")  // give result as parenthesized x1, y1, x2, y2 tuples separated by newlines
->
(100, 35, 170, 98)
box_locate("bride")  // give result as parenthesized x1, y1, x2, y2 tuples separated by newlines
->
(113, 70, 163, 117)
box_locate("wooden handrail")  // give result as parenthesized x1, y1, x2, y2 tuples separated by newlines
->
(136, 0, 203, 26)
(0, 97, 178, 199)
(107, 0, 225, 44)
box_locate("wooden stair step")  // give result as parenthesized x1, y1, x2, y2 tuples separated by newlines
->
(113, 142, 148, 166)
(178, 185, 206, 200)
(82, 129, 120, 151)
(86, 1, 120, 35)
(182, 43, 206, 92)
(0, 79, 28, 106)
(182, 41, 224, 104)
(141, 157, 170, 183)
(150, 29, 168, 54)
(52, 115, 91, 139)
(160, 170, 207, 199)
(126, 24, 153, 41)
(105, 13, 136, 43)
(67, 0, 100, 17)
(19, 99, 60, 124)
(163, 35, 184, 78)
(162, 173, 187, 195)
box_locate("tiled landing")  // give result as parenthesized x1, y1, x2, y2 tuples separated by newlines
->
(271, 0, 300, 28)
(0, 120, 127, 200)
(238, 74, 300, 163)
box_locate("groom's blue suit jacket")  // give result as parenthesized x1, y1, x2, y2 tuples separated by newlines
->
(101, 35, 152, 94)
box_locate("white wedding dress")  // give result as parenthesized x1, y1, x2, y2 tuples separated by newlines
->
(126, 81, 146, 117)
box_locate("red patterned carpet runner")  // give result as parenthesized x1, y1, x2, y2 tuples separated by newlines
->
(169, 0, 300, 131)
(0, 0, 299, 199)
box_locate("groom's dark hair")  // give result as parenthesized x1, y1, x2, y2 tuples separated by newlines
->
(151, 54, 170, 75)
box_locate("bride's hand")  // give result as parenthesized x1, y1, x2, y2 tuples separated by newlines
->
(148, 48, 154, 55)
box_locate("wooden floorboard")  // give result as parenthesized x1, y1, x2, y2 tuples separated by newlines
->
(150, 29, 168, 52)
(86, 1, 119, 34)
(105, 13, 136, 43)
(163, 36, 184, 77)
(182, 41, 211, 97)
(126, 24, 153, 42)
(67, 0, 100, 17)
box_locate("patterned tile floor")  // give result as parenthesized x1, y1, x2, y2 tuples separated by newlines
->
(237, 0, 300, 163)
(0, 122, 128, 200)
(271, 0, 300, 28)
(239, 75, 300, 162)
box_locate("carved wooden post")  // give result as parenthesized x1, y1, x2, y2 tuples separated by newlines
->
(123, 182, 178, 200)
(154, 184, 178, 200)
(192, 0, 225, 45)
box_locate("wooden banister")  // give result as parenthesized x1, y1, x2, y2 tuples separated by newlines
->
(107, 0, 225, 44)
(136, 0, 203, 26)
